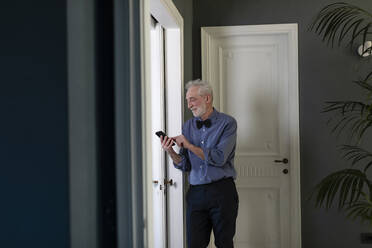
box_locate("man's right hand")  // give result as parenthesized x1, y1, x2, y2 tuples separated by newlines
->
(160, 135, 175, 153)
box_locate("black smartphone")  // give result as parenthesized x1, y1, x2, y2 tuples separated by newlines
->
(155, 131, 175, 146)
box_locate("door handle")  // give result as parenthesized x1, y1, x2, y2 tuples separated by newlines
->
(274, 158, 289, 164)
(164, 179, 173, 186)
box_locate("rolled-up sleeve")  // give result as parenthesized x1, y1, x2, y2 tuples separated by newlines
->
(173, 147, 191, 172)
(202, 119, 237, 167)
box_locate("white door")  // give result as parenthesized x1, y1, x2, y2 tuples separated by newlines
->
(201, 24, 301, 248)
(147, 0, 185, 247)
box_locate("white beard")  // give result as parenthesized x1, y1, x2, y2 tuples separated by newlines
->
(192, 102, 207, 117)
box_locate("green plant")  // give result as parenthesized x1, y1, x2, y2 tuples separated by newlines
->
(309, 2, 372, 224)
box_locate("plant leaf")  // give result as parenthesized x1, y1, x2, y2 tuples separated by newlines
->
(310, 2, 372, 48)
(310, 169, 370, 210)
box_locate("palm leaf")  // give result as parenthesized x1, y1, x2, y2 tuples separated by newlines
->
(311, 169, 371, 210)
(354, 71, 372, 93)
(323, 101, 372, 140)
(323, 71, 372, 140)
(309, 2, 372, 48)
(340, 145, 372, 172)
(346, 194, 372, 224)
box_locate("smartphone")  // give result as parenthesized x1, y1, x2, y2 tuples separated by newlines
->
(155, 131, 175, 146)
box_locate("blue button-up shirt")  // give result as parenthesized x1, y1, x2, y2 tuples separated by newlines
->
(174, 109, 237, 185)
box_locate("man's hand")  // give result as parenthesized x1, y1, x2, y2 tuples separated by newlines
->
(160, 135, 175, 153)
(174, 135, 205, 160)
(160, 135, 183, 164)
(173, 135, 191, 149)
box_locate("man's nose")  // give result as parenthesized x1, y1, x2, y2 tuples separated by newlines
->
(187, 102, 192, 109)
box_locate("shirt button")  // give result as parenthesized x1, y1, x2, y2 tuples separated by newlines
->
(203, 128, 205, 131)
(200, 166, 202, 169)
(201, 141, 204, 144)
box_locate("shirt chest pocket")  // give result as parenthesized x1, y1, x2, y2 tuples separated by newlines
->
(190, 133, 201, 147)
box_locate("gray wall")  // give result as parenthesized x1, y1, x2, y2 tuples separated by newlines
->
(173, 0, 193, 84)
(192, 0, 372, 248)
(172, 0, 194, 121)
(0, 1, 69, 247)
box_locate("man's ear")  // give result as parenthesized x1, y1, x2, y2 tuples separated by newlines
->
(206, 94, 212, 103)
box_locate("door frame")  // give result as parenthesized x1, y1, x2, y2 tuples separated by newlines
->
(67, 0, 98, 247)
(201, 23, 301, 248)
(141, 0, 185, 247)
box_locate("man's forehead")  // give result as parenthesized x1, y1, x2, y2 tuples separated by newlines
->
(186, 86, 199, 97)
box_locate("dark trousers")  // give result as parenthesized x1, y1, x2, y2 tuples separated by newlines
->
(186, 177, 239, 248)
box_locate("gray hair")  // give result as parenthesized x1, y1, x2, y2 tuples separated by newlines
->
(185, 79, 213, 98)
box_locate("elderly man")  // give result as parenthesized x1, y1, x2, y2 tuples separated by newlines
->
(161, 79, 239, 248)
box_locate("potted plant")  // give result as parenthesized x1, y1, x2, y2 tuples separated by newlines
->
(309, 2, 372, 224)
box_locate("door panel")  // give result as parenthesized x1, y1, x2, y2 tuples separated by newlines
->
(165, 28, 185, 248)
(150, 21, 166, 248)
(202, 24, 300, 248)
(236, 187, 280, 247)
